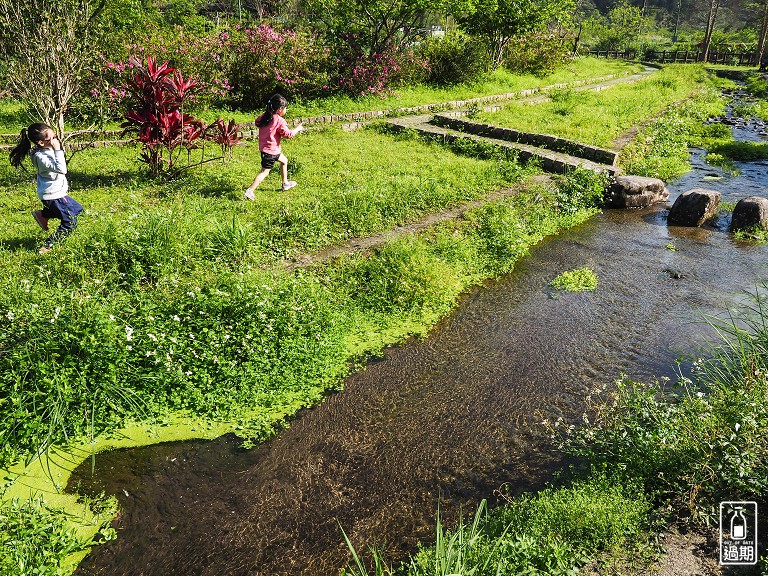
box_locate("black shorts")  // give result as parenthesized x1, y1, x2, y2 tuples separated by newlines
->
(260, 152, 281, 169)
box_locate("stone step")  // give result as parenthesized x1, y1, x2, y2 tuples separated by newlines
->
(386, 117, 620, 176)
(430, 114, 619, 166)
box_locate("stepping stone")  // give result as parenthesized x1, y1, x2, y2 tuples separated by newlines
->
(667, 188, 721, 227)
(731, 196, 768, 231)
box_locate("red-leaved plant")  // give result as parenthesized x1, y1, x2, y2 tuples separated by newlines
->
(122, 56, 233, 177)
(206, 118, 242, 159)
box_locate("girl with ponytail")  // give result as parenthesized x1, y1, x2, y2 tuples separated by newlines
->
(244, 93, 304, 199)
(9, 123, 83, 254)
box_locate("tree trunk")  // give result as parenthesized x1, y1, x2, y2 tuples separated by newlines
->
(701, 0, 720, 63)
(573, 22, 582, 54)
(755, 0, 768, 67)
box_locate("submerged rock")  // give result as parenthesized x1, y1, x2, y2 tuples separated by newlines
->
(668, 188, 721, 227)
(606, 175, 669, 208)
(731, 196, 768, 231)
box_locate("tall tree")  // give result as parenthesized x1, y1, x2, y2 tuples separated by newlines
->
(700, 0, 725, 61)
(0, 0, 106, 137)
(753, 0, 768, 64)
(301, 0, 440, 56)
(452, 0, 574, 68)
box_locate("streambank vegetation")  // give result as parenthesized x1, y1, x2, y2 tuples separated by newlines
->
(341, 287, 768, 575)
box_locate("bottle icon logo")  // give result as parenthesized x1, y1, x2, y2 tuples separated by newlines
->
(720, 501, 757, 565)
(730, 507, 747, 540)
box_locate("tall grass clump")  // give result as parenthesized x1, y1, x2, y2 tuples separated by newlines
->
(342, 474, 650, 576)
(558, 285, 768, 526)
(0, 493, 116, 576)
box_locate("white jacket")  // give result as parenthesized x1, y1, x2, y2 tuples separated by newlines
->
(31, 148, 68, 201)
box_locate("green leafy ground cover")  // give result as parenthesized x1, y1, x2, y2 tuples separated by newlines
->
(549, 267, 598, 292)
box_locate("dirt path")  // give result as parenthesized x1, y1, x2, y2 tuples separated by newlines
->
(278, 175, 553, 270)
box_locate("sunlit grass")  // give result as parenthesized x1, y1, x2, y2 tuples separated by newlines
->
(0, 124, 530, 265)
(473, 65, 712, 149)
(549, 267, 598, 292)
(285, 58, 644, 118)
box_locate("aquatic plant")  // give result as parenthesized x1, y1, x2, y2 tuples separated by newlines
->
(549, 267, 598, 292)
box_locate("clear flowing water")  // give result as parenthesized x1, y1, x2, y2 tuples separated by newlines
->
(70, 148, 768, 576)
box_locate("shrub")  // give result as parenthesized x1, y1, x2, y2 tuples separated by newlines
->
(121, 57, 239, 178)
(207, 118, 243, 159)
(227, 24, 332, 108)
(78, 27, 236, 123)
(333, 39, 427, 98)
(419, 32, 489, 86)
(121, 56, 207, 177)
(503, 33, 571, 76)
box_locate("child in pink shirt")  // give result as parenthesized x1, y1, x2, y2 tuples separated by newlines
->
(244, 94, 304, 199)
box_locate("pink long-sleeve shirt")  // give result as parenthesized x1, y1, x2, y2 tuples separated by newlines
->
(256, 114, 296, 155)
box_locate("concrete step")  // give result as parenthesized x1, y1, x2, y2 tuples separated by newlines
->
(431, 114, 619, 166)
(387, 117, 620, 176)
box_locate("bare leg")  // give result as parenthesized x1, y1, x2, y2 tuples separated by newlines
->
(246, 168, 272, 193)
(277, 154, 289, 186)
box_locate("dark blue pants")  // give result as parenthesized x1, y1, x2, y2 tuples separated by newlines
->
(40, 195, 83, 247)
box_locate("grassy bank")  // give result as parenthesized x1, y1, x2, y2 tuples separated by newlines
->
(474, 65, 713, 149)
(0, 58, 641, 134)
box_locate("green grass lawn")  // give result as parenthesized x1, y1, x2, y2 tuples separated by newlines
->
(0, 124, 527, 265)
(473, 64, 715, 148)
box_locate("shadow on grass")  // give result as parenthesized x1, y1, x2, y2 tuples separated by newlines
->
(164, 172, 243, 199)
(0, 236, 40, 253)
(67, 169, 148, 190)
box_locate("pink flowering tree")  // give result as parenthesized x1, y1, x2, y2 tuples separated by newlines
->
(299, 0, 439, 97)
(334, 36, 428, 97)
(225, 24, 331, 108)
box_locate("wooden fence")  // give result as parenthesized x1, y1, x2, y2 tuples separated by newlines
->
(588, 50, 759, 67)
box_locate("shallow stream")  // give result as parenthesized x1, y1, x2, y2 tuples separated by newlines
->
(70, 145, 768, 576)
